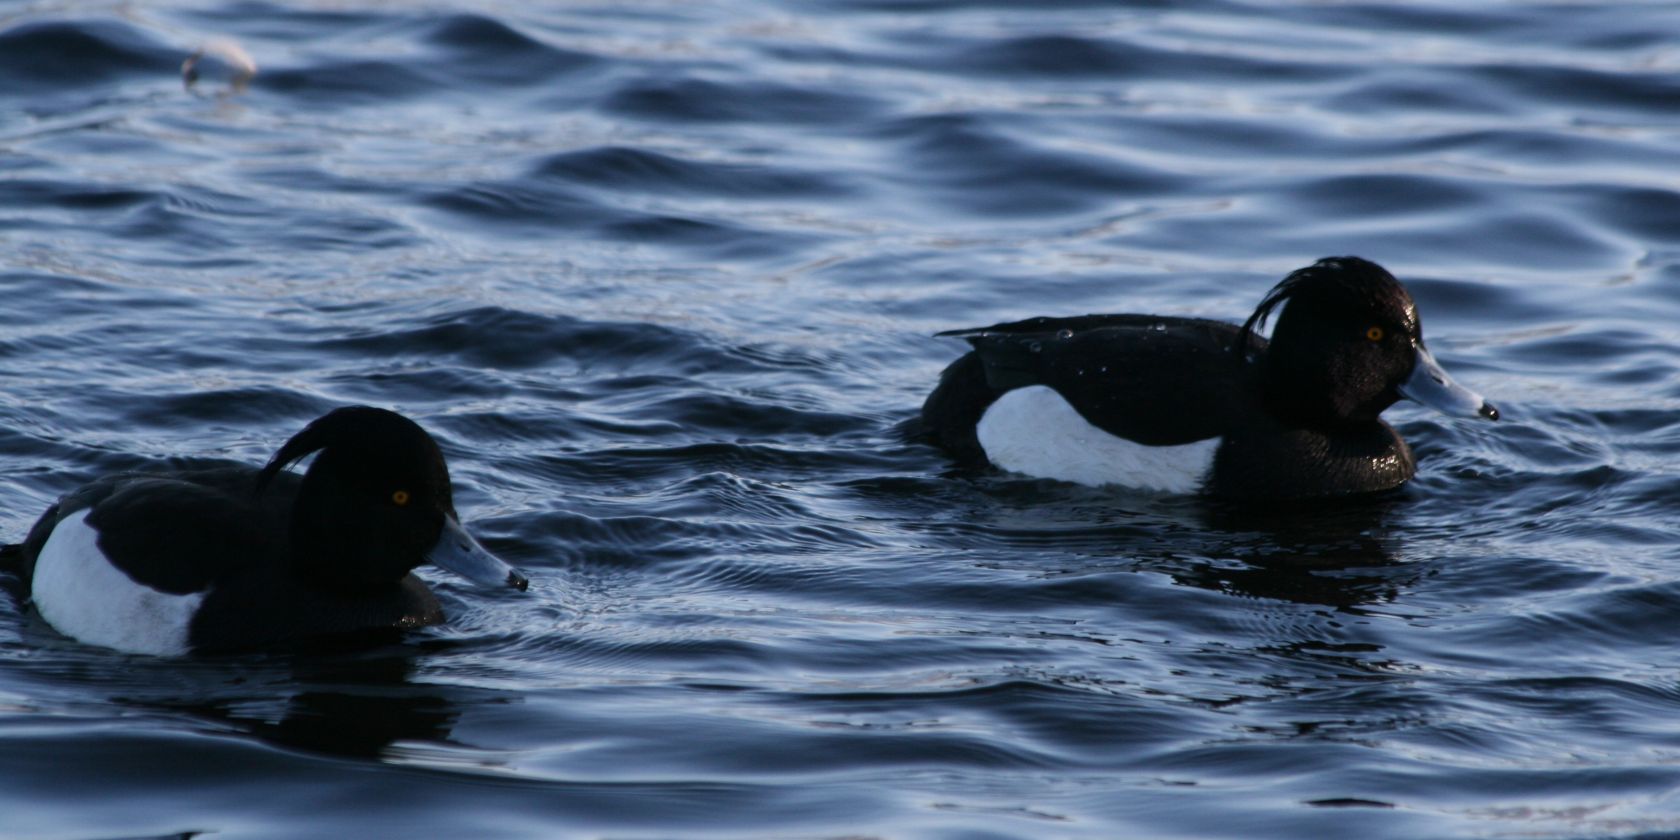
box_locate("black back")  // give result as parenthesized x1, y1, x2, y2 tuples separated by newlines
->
(922, 314, 1262, 459)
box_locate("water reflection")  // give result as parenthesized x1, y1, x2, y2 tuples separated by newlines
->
(0, 630, 472, 763)
(945, 475, 1417, 611)
(1184, 496, 1414, 610)
(138, 643, 464, 761)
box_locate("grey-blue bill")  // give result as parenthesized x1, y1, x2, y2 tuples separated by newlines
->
(1402, 342, 1498, 421)
(428, 516, 529, 591)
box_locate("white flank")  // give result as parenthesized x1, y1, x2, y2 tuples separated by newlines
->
(976, 385, 1219, 494)
(31, 510, 204, 656)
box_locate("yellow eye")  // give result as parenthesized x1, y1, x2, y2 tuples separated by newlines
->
(1365, 326, 1385, 342)
(391, 490, 410, 506)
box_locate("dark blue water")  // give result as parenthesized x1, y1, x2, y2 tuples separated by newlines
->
(2, 2, 1679, 837)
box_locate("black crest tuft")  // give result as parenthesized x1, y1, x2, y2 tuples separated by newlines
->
(1235, 256, 1403, 354)
(255, 406, 440, 496)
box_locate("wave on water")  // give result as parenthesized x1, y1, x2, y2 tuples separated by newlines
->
(0, 2, 1678, 838)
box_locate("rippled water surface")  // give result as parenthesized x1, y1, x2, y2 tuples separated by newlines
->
(2, 1, 1679, 837)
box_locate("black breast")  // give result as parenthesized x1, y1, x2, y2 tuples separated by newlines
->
(1209, 418, 1417, 500)
(188, 570, 443, 653)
